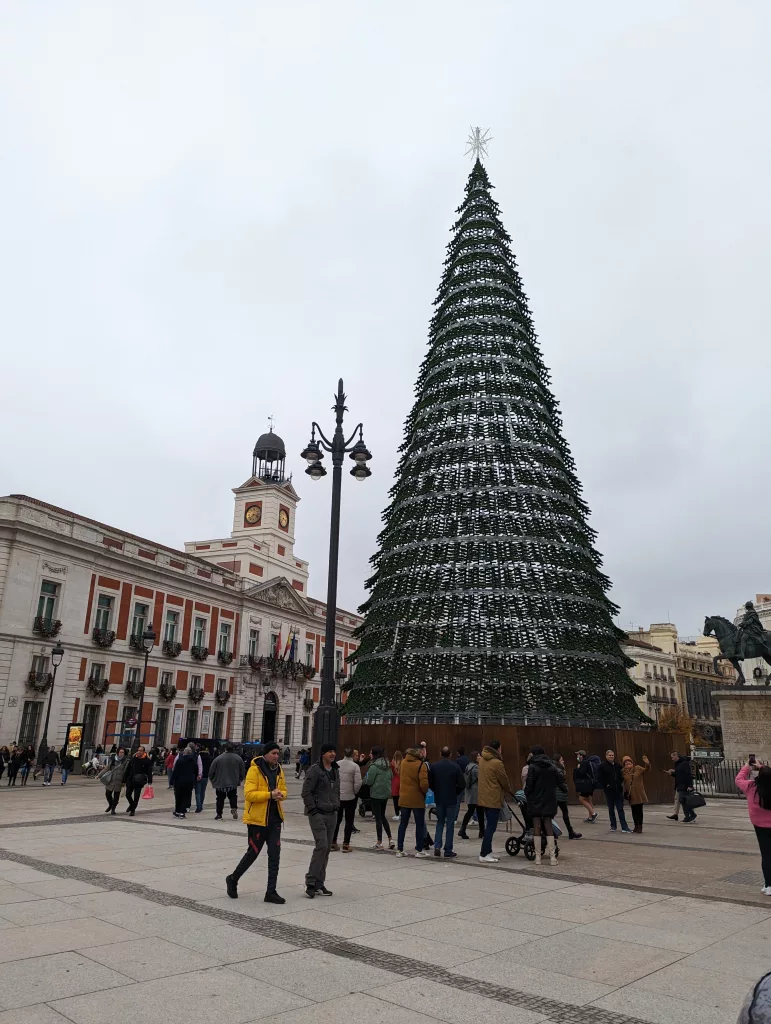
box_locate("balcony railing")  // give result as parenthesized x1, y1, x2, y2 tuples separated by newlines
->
(125, 678, 143, 700)
(92, 627, 116, 649)
(191, 645, 209, 662)
(86, 674, 109, 697)
(217, 649, 234, 666)
(163, 640, 182, 658)
(215, 689, 231, 706)
(33, 616, 61, 639)
(303, 697, 315, 712)
(188, 686, 205, 704)
(649, 695, 678, 705)
(158, 680, 178, 701)
(129, 633, 145, 651)
(27, 670, 53, 693)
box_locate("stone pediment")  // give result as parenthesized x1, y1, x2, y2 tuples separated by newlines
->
(234, 477, 300, 501)
(245, 576, 310, 615)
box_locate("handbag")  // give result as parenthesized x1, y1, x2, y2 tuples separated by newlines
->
(682, 790, 706, 810)
(499, 801, 513, 822)
(141, 784, 155, 800)
(98, 768, 113, 787)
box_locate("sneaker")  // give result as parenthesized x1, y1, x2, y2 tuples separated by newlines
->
(414, 850, 430, 858)
(479, 854, 499, 863)
(590, 812, 599, 823)
(682, 816, 696, 823)
(391, 815, 400, 821)
(373, 842, 384, 850)
(609, 827, 617, 832)
(434, 849, 442, 857)
(264, 891, 286, 904)
(582, 817, 593, 823)
(214, 815, 223, 820)
(666, 814, 679, 820)
(569, 832, 583, 839)
(351, 827, 360, 835)
(621, 827, 632, 834)
(388, 841, 396, 850)
(173, 811, 186, 818)
(315, 885, 333, 896)
(305, 885, 316, 899)
(231, 808, 238, 819)
(226, 875, 238, 899)
(330, 843, 340, 852)
(341, 844, 352, 853)
(762, 886, 771, 896)
(444, 850, 458, 859)
(395, 850, 407, 857)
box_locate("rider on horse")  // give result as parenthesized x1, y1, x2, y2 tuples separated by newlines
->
(736, 601, 765, 658)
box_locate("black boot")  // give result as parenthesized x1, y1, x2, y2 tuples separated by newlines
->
(226, 875, 238, 899)
(264, 891, 286, 904)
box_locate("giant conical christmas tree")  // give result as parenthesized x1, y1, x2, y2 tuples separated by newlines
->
(345, 157, 643, 724)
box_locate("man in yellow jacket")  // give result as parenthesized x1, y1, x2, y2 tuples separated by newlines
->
(225, 742, 287, 904)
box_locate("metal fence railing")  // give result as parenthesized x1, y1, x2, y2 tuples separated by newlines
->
(692, 758, 745, 796)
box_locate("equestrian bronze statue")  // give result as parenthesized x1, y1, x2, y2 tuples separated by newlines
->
(703, 601, 771, 685)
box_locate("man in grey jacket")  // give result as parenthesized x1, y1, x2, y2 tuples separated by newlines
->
(332, 747, 362, 852)
(209, 743, 246, 820)
(302, 744, 340, 898)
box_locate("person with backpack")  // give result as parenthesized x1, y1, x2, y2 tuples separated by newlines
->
(574, 750, 600, 823)
(458, 752, 484, 840)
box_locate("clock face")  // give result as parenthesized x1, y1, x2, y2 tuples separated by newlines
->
(278, 509, 289, 529)
(245, 505, 261, 525)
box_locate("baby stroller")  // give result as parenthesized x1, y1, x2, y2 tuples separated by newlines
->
(504, 791, 560, 861)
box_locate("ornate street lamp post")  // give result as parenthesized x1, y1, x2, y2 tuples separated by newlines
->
(37, 641, 64, 776)
(131, 625, 157, 754)
(301, 379, 372, 759)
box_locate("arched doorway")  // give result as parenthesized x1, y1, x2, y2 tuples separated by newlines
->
(261, 692, 278, 743)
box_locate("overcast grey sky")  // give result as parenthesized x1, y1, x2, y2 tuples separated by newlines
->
(2, 2, 770, 636)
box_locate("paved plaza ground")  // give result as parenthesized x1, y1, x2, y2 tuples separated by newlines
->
(0, 775, 767, 1024)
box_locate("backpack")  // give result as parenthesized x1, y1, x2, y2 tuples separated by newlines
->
(587, 755, 602, 787)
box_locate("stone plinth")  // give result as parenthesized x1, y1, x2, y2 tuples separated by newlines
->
(714, 688, 771, 761)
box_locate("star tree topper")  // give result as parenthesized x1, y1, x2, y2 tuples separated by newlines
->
(465, 126, 492, 161)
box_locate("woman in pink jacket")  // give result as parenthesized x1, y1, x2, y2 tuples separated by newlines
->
(735, 761, 771, 895)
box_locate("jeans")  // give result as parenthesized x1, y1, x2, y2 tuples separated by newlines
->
(306, 811, 336, 887)
(333, 797, 357, 844)
(195, 778, 208, 812)
(460, 803, 483, 836)
(631, 803, 644, 830)
(397, 807, 426, 852)
(371, 798, 392, 843)
(61, 769, 69, 785)
(754, 825, 771, 887)
(480, 807, 500, 857)
(44, 765, 55, 784)
(232, 821, 282, 892)
(605, 791, 629, 830)
(216, 788, 238, 816)
(434, 802, 458, 853)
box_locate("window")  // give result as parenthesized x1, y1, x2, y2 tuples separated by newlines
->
(18, 701, 43, 746)
(249, 629, 259, 658)
(31, 654, 49, 676)
(160, 671, 173, 687)
(655, 686, 660, 697)
(193, 617, 207, 648)
(304, 687, 311, 700)
(219, 622, 232, 653)
(212, 711, 224, 739)
(127, 667, 142, 684)
(216, 678, 227, 694)
(95, 595, 113, 631)
(82, 704, 101, 752)
(241, 713, 252, 742)
(185, 710, 199, 737)
(164, 611, 179, 642)
(154, 707, 169, 748)
(90, 663, 105, 682)
(283, 715, 292, 745)
(670, 688, 675, 700)
(37, 581, 58, 621)
(305, 643, 314, 667)
(270, 633, 279, 654)
(132, 603, 148, 637)
(191, 674, 202, 691)
(301, 716, 310, 745)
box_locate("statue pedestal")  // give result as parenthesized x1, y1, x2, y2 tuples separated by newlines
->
(714, 688, 771, 761)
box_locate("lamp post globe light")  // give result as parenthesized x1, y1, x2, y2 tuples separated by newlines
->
(36, 641, 64, 778)
(301, 378, 372, 759)
(131, 625, 157, 754)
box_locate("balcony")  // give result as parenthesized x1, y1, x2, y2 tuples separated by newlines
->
(92, 627, 116, 649)
(158, 679, 178, 701)
(125, 678, 143, 700)
(129, 633, 145, 652)
(188, 686, 204, 704)
(27, 670, 53, 693)
(217, 649, 234, 667)
(215, 689, 231, 706)
(33, 616, 61, 639)
(163, 640, 182, 658)
(303, 697, 315, 712)
(248, 655, 262, 671)
(191, 645, 209, 662)
(648, 695, 678, 705)
(86, 674, 109, 698)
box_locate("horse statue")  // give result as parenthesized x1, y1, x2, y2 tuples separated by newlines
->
(703, 612, 771, 686)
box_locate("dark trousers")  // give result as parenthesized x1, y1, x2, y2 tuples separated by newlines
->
(397, 806, 425, 852)
(631, 803, 644, 830)
(392, 796, 399, 815)
(480, 807, 500, 857)
(754, 825, 771, 887)
(306, 811, 336, 887)
(7, 767, 18, 785)
(557, 800, 575, 835)
(106, 790, 120, 812)
(174, 783, 194, 814)
(605, 791, 629, 830)
(216, 788, 238, 816)
(434, 802, 458, 853)
(126, 781, 144, 812)
(678, 789, 696, 821)
(371, 798, 392, 843)
(333, 797, 357, 844)
(232, 821, 281, 892)
(460, 803, 484, 836)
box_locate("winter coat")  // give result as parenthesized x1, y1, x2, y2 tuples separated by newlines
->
(622, 763, 649, 805)
(736, 764, 771, 828)
(364, 757, 393, 801)
(337, 757, 363, 802)
(573, 756, 599, 795)
(429, 757, 466, 806)
(243, 756, 287, 825)
(199, 751, 212, 779)
(124, 753, 153, 789)
(524, 753, 563, 818)
(164, 751, 175, 770)
(464, 762, 479, 804)
(555, 766, 569, 802)
(477, 746, 513, 809)
(455, 755, 470, 774)
(44, 748, 59, 767)
(672, 756, 693, 790)
(60, 754, 75, 772)
(103, 755, 129, 792)
(398, 749, 429, 808)
(598, 759, 624, 796)
(208, 751, 246, 791)
(302, 760, 341, 816)
(390, 760, 401, 796)
(171, 752, 198, 789)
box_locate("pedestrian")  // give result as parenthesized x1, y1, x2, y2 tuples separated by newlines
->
(195, 746, 212, 813)
(621, 754, 650, 833)
(40, 745, 58, 786)
(170, 743, 198, 818)
(428, 746, 465, 858)
(458, 751, 484, 840)
(331, 747, 361, 852)
(364, 746, 394, 850)
(298, 748, 310, 778)
(7, 747, 22, 786)
(598, 750, 632, 833)
(25, 744, 38, 781)
(225, 741, 287, 904)
(477, 740, 514, 863)
(295, 750, 302, 778)
(524, 746, 562, 865)
(102, 747, 129, 814)
(736, 760, 771, 895)
(455, 747, 469, 774)
(390, 750, 402, 820)
(301, 743, 340, 897)
(209, 742, 246, 819)
(554, 755, 582, 839)
(573, 750, 600, 823)
(395, 746, 429, 858)
(0, 746, 8, 783)
(282, 745, 291, 765)
(123, 745, 153, 816)
(667, 750, 697, 823)
(60, 749, 75, 785)
(164, 748, 175, 788)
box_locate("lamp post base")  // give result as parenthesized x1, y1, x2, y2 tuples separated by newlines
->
(311, 703, 340, 763)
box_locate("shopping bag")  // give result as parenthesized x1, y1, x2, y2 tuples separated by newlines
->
(425, 788, 435, 806)
(499, 801, 513, 822)
(141, 784, 155, 800)
(98, 769, 113, 787)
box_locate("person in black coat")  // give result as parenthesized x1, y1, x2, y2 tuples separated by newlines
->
(597, 750, 631, 833)
(428, 747, 466, 857)
(524, 746, 563, 865)
(668, 751, 697, 823)
(123, 747, 153, 816)
(171, 746, 199, 818)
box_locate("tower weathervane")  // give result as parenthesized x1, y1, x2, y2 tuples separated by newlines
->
(465, 126, 492, 162)
(268, 414, 275, 432)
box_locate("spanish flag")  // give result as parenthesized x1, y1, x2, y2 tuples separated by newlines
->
(283, 629, 294, 661)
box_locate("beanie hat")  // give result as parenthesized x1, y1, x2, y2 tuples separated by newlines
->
(320, 743, 337, 756)
(261, 742, 281, 756)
